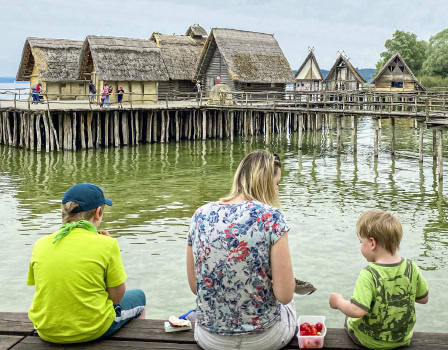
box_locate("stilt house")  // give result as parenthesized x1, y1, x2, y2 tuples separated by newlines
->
(16, 37, 87, 100)
(372, 53, 426, 92)
(323, 54, 366, 91)
(295, 50, 323, 91)
(150, 25, 207, 99)
(195, 28, 294, 95)
(78, 36, 170, 104)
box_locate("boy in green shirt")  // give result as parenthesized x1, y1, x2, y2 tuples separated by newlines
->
(329, 209, 429, 349)
(27, 183, 146, 343)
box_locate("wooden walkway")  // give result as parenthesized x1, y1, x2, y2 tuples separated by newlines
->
(1, 313, 447, 349)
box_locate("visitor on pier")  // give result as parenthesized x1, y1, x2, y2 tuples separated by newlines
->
(187, 151, 296, 350)
(117, 86, 124, 108)
(27, 183, 146, 344)
(89, 81, 96, 104)
(100, 85, 108, 110)
(194, 80, 201, 101)
(107, 85, 113, 107)
(31, 82, 42, 104)
(329, 209, 429, 349)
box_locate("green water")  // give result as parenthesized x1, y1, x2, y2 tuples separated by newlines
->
(0, 117, 447, 333)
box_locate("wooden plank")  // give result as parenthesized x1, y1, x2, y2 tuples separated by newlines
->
(0, 335, 24, 349)
(12, 336, 201, 349)
(0, 313, 34, 336)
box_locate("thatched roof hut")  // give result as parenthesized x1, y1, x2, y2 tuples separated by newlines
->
(323, 54, 366, 91)
(185, 24, 208, 38)
(295, 50, 323, 91)
(79, 35, 169, 82)
(16, 37, 86, 100)
(195, 28, 294, 93)
(150, 32, 206, 98)
(78, 35, 170, 104)
(372, 53, 426, 91)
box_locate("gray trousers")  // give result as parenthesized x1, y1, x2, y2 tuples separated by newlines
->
(195, 301, 297, 350)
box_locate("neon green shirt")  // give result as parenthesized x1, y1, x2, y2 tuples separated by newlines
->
(347, 259, 428, 350)
(27, 227, 127, 343)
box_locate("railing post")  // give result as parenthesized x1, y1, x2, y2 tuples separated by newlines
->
(130, 91, 133, 109)
(14, 93, 17, 109)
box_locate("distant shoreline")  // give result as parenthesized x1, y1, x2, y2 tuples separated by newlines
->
(0, 77, 15, 83)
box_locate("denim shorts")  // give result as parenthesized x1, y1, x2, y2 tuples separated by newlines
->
(101, 289, 146, 338)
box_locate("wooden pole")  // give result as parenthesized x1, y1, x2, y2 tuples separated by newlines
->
(114, 111, 120, 147)
(298, 114, 303, 150)
(72, 112, 77, 151)
(374, 118, 379, 158)
(36, 114, 41, 151)
(202, 110, 207, 140)
(12, 112, 17, 147)
(433, 129, 437, 161)
(438, 129, 443, 181)
(42, 112, 50, 152)
(153, 111, 158, 142)
(30, 114, 35, 150)
(48, 111, 59, 151)
(353, 116, 358, 153)
(122, 112, 129, 145)
(336, 116, 341, 153)
(104, 111, 109, 147)
(419, 121, 424, 163)
(391, 118, 395, 155)
(86, 112, 93, 149)
(165, 111, 170, 143)
(175, 111, 180, 142)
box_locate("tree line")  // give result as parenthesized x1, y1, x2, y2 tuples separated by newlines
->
(376, 29, 448, 88)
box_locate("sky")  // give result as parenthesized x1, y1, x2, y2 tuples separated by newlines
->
(1, 0, 447, 77)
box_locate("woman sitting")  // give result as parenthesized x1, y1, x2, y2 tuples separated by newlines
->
(187, 150, 296, 350)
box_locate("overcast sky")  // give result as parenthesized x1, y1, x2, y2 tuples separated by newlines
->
(1, 0, 447, 77)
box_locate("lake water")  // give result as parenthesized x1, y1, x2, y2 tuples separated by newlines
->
(0, 117, 447, 333)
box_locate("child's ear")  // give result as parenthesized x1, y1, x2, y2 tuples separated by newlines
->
(369, 237, 377, 250)
(94, 206, 103, 221)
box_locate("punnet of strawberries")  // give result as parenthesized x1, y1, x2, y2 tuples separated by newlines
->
(299, 322, 324, 336)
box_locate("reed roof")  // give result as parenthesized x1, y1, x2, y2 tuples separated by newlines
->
(16, 37, 84, 82)
(185, 24, 208, 37)
(323, 54, 366, 84)
(372, 52, 426, 90)
(79, 35, 169, 82)
(196, 28, 294, 84)
(150, 33, 205, 81)
(295, 50, 323, 80)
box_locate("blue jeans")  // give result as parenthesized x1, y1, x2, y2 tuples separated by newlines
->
(101, 289, 146, 338)
(32, 92, 39, 103)
(105, 95, 110, 106)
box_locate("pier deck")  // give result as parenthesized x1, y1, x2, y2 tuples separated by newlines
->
(1, 313, 448, 349)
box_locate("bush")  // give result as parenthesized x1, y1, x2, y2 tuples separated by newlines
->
(417, 75, 448, 89)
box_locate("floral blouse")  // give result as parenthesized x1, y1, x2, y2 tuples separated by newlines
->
(188, 200, 290, 335)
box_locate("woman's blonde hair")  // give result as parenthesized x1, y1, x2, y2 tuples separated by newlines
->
(220, 150, 281, 207)
(356, 209, 403, 255)
(61, 202, 103, 224)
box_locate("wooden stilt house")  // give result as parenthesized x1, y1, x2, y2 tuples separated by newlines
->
(295, 49, 323, 91)
(195, 28, 294, 96)
(372, 53, 426, 92)
(16, 37, 87, 100)
(150, 25, 207, 100)
(323, 54, 366, 91)
(78, 36, 169, 104)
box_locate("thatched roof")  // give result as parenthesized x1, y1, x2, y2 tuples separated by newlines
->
(372, 53, 426, 90)
(150, 33, 205, 81)
(295, 50, 323, 81)
(196, 28, 294, 84)
(78, 36, 169, 82)
(185, 24, 207, 37)
(16, 37, 84, 82)
(322, 54, 366, 84)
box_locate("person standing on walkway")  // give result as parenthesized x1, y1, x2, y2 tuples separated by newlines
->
(89, 81, 97, 104)
(107, 85, 113, 107)
(117, 86, 124, 108)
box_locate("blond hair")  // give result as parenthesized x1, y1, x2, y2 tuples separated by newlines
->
(220, 150, 281, 207)
(356, 209, 403, 254)
(61, 202, 103, 224)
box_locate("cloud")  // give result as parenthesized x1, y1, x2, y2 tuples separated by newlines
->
(1, 0, 447, 76)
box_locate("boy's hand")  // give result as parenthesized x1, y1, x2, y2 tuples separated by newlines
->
(329, 292, 343, 309)
(98, 230, 110, 237)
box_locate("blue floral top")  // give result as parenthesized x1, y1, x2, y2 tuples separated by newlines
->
(188, 200, 290, 335)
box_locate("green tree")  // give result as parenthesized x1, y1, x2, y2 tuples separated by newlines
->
(422, 28, 448, 77)
(375, 30, 427, 75)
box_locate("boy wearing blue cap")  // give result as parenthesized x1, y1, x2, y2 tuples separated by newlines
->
(27, 183, 146, 344)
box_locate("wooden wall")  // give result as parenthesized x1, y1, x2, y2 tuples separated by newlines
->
(204, 46, 234, 91)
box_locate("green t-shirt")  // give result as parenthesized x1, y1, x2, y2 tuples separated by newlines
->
(27, 227, 127, 343)
(347, 259, 428, 350)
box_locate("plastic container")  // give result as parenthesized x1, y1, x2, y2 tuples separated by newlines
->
(297, 315, 326, 349)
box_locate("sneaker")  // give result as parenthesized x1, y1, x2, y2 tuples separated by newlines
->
(294, 278, 316, 296)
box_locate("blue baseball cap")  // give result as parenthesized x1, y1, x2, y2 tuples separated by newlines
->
(62, 183, 113, 213)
